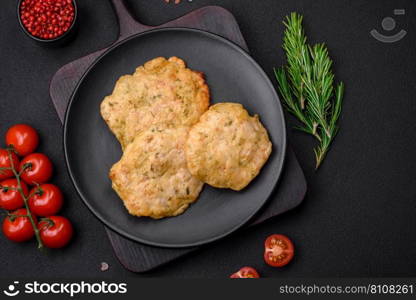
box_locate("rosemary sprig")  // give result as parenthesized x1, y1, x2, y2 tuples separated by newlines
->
(275, 12, 344, 169)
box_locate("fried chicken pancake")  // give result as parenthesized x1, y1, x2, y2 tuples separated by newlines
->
(100, 57, 210, 149)
(186, 103, 272, 191)
(109, 126, 203, 219)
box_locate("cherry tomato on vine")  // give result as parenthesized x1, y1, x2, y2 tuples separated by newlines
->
(230, 267, 260, 278)
(2, 208, 36, 242)
(38, 216, 73, 248)
(0, 178, 29, 210)
(5, 124, 39, 157)
(20, 153, 53, 185)
(29, 184, 63, 216)
(0, 149, 19, 180)
(264, 234, 294, 267)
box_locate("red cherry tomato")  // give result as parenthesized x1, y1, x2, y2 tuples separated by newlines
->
(264, 234, 295, 267)
(0, 149, 19, 180)
(230, 267, 260, 278)
(29, 184, 63, 216)
(20, 153, 53, 185)
(38, 216, 73, 248)
(0, 178, 29, 210)
(2, 208, 36, 242)
(5, 124, 39, 156)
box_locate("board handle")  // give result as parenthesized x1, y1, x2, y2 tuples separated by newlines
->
(110, 0, 152, 39)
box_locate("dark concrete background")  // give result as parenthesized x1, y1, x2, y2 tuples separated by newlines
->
(0, 0, 415, 278)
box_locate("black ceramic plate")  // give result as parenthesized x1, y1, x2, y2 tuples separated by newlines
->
(64, 28, 286, 248)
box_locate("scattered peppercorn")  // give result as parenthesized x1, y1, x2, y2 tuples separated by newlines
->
(19, 0, 75, 40)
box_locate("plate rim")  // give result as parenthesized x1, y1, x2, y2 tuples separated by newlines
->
(63, 27, 287, 248)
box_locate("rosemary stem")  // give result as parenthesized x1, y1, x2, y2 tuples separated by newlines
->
(315, 148, 327, 169)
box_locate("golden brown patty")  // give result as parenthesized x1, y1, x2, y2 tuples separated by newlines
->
(109, 126, 204, 219)
(100, 57, 210, 149)
(186, 103, 272, 191)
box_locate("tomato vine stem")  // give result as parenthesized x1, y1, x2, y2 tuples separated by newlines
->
(6, 148, 44, 249)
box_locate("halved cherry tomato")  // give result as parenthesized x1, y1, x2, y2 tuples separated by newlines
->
(0, 149, 19, 180)
(264, 234, 294, 267)
(5, 124, 39, 157)
(230, 267, 260, 278)
(29, 184, 63, 216)
(0, 178, 29, 210)
(2, 208, 36, 242)
(38, 216, 73, 248)
(20, 153, 53, 185)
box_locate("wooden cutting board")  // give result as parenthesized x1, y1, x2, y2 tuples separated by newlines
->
(50, 0, 307, 272)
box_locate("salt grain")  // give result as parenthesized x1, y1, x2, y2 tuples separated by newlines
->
(100, 262, 109, 272)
